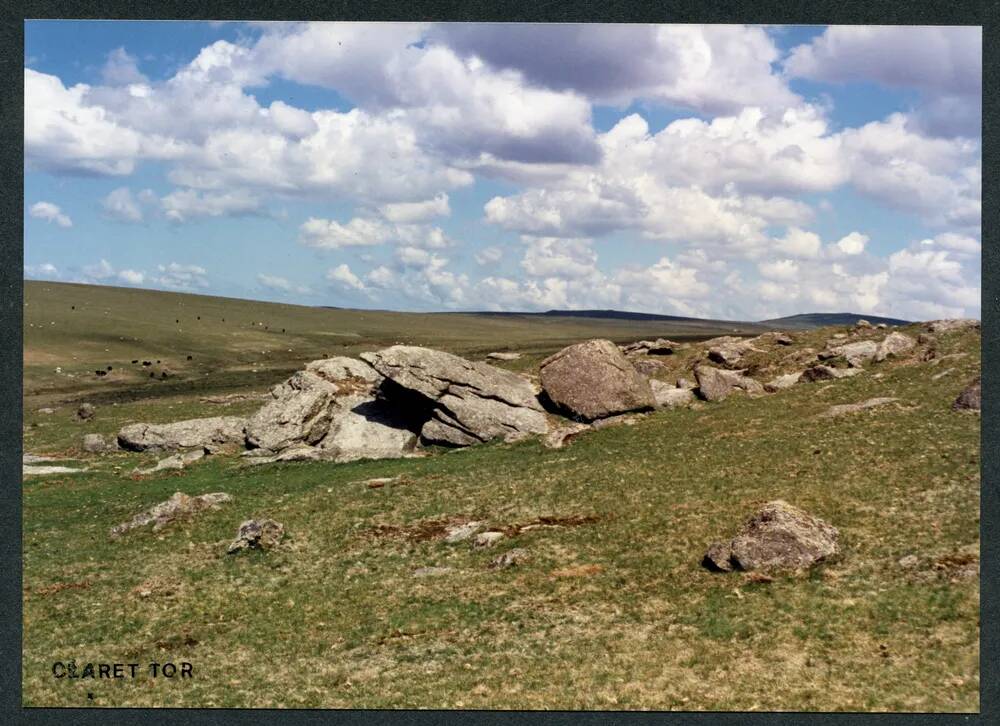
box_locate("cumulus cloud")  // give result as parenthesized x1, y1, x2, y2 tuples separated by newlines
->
(101, 187, 144, 222)
(325, 263, 369, 293)
(785, 26, 982, 137)
(833, 232, 869, 256)
(475, 246, 503, 265)
(379, 194, 450, 223)
(152, 262, 209, 290)
(300, 217, 392, 249)
(161, 188, 264, 222)
(757, 259, 799, 281)
(24, 262, 60, 279)
(101, 47, 147, 86)
(117, 268, 145, 285)
(29, 201, 72, 227)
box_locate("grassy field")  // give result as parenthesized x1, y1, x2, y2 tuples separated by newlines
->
(21, 282, 980, 710)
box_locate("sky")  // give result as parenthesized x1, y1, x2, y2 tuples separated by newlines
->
(23, 22, 982, 321)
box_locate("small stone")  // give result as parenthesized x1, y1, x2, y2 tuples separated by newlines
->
(486, 352, 522, 361)
(82, 433, 109, 453)
(543, 422, 591, 449)
(76, 403, 95, 421)
(444, 521, 485, 543)
(227, 518, 284, 554)
(474, 531, 505, 548)
(952, 377, 981, 411)
(898, 554, 919, 569)
(490, 548, 530, 569)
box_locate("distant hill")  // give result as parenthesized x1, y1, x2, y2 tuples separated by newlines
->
(759, 312, 911, 330)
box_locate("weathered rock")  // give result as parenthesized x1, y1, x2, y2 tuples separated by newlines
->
(821, 340, 877, 367)
(874, 332, 916, 362)
(240, 445, 330, 465)
(650, 380, 695, 409)
(543, 422, 591, 449)
(133, 448, 205, 475)
(855, 319, 872, 329)
(444, 521, 486, 543)
(23, 464, 88, 477)
(110, 491, 231, 538)
(474, 531, 505, 548)
(118, 416, 246, 452)
(798, 365, 863, 383)
(540, 339, 655, 421)
(487, 351, 522, 361)
(876, 323, 888, 329)
(702, 500, 839, 573)
(490, 548, 530, 569)
(82, 433, 112, 453)
(694, 365, 764, 402)
(304, 356, 382, 391)
(76, 403, 95, 421)
(621, 338, 678, 356)
(591, 413, 644, 430)
(631, 358, 666, 377)
(705, 337, 763, 366)
(227, 518, 284, 554)
(952, 377, 981, 411)
(774, 334, 793, 346)
(763, 372, 802, 393)
(926, 319, 980, 333)
(822, 397, 898, 418)
(363, 346, 548, 445)
(245, 371, 337, 451)
(316, 393, 420, 462)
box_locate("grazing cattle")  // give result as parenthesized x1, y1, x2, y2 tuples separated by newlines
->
(156, 360, 161, 364)
(95, 370, 106, 377)
(132, 359, 138, 364)
(150, 372, 155, 378)
(186, 355, 193, 360)
(161, 371, 169, 379)
(142, 361, 152, 366)
(281, 328, 285, 333)
(106, 366, 112, 371)
(71, 305, 75, 310)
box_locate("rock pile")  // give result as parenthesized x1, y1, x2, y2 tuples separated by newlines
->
(118, 416, 247, 452)
(227, 518, 284, 553)
(110, 492, 231, 538)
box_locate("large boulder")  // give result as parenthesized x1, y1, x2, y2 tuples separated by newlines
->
(305, 356, 382, 387)
(118, 416, 246, 452)
(820, 340, 877, 367)
(539, 339, 656, 422)
(703, 500, 839, 573)
(952, 377, 981, 411)
(620, 338, 678, 356)
(694, 365, 764, 402)
(245, 371, 338, 452)
(362, 346, 548, 445)
(874, 332, 916, 363)
(316, 393, 420, 461)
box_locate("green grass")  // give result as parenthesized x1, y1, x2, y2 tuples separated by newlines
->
(21, 283, 980, 710)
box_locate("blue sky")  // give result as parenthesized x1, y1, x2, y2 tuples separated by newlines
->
(24, 22, 981, 320)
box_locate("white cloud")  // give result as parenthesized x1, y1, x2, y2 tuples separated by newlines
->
(520, 237, 598, 280)
(757, 259, 799, 281)
(152, 262, 209, 290)
(24, 262, 60, 279)
(773, 227, 821, 259)
(29, 201, 72, 228)
(300, 217, 392, 250)
(833, 232, 869, 256)
(117, 269, 145, 285)
(101, 47, 147, 86)
(101, 187, 144, 222)
(161, 188, 264, 222)
(475, 246, 503, 265)
(379, 193, 450, 223)
(82, 259, 116, 280)
(326, 263, 368, 293)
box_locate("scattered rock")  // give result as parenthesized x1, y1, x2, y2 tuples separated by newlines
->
(774, 334, 793, 346)
(620, 338, 678, 356)
(926, 319, 980, 333)
(874, 332, 916, 363)
(82, 433, 113, 453)
(831, 333, 848, 340)
(245, 371, 338, 452)
(694, 365, 764, 402)
(702, 500, 839, 573)
(591, 413, 644, 430)
(490, 548, 530, 569)
(226, 518, 284, 554)
(474, 531, 505, 548)
(23, 464, 88, 477)
(38, 407, 55, 415)
(821, 340, 877, 367)
(363, 346, 547, 445)
(764, 371, 802, 392)
(821, 397, 899, 418)
(444, 521, 485, 543)
(543, 422, 591, 449)
(118, 416, 246, 452)
(705, 336, 763, 366)
(76, 403, 95, 421)
(110, 491, 231, 538)
(898, 554, 920, 569)
(650, 380, 695, 409)
(487, 352, 522, 361)
(134, 448, 206, 475)
(799, 365, 863, 383)
(952, 377, 981, 411)
(855, 319, 872, 329)
(930, 368, 955, 382)
(539, 339, 655, 422)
